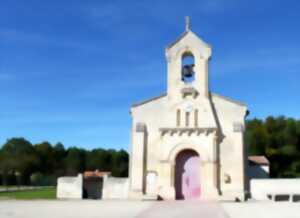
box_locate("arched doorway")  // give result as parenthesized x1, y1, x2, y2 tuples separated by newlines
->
(175, 149, 201, 200)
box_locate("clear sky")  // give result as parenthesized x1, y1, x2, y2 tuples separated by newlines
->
(0, 0, 299, 150)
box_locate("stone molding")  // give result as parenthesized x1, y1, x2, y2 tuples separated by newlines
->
(159, 127, 217, 137)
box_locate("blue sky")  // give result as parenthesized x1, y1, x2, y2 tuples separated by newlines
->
(0, 0, 299, 150)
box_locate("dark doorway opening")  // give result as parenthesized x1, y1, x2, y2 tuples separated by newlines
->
(83, 177, 103, 199)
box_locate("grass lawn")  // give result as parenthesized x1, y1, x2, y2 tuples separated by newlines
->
(0, 187, 56, 200)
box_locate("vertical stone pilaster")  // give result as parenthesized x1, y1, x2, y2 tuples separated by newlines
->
(200, 132, 220, 199)
(158, 161, 175, 200)
(204, 59, 209, 98)
(129, 123, 147, 199)
(201, 161, 219, 199)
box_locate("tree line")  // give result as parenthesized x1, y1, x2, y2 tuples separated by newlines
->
(0, 139, 128, 186)
(0, 116, 299, 186)
(245, 116, 300, 178)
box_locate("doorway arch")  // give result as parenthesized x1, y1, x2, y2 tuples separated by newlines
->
(175, 149, 201, 200)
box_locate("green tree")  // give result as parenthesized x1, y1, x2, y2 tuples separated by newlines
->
(246, 116, 300, 178)
(245, 119, 268, 155)
(53, 142, 66, 177)
(64, 147, 86, 176)
(85, 148, 112, 171)
(0, 138, 38, 185)
(111, 149, 129, 177)
(34, 142, 55, 174)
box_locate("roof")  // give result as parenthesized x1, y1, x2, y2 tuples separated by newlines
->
(211, 93, 246, 107)
(131, 93, 167, 108)
(131, 92, 246, 108)
(83, 170, 111, 178)
(166, 31, 189, 49)
(248, 156, 269, 166)
(166, 30, 212, 50)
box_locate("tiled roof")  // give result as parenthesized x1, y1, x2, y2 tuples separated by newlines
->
(248, 156, 269, 166)
(83, 170, 111, 178)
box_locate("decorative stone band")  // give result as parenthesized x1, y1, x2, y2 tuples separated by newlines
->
(181, 86, 198, 97)
(159, 127, 217, 136)
(160, 158, 217, 165)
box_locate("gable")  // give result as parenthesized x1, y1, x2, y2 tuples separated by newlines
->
(131, 93, 167, 108)
(166, 30, 211, 50)
(211, 93, 246, 107)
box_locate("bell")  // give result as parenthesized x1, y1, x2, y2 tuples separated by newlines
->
(182, 64, 194, 78)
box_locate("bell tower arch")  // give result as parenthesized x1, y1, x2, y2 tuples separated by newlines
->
(165, 17, 211, 100)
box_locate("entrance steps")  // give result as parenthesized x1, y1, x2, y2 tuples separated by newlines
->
(142, 194, 158, 201)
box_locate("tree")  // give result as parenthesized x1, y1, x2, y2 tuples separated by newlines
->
(0, 138, 130, 185)
(64, 147, 86, 176)
(85, 148, 112, 171)
(246, 116, 300, 178)
(111, 149, 129, 177)
(34, 142, 55, 174)
(0, 138, 38, 185)
(245, 119, 268, 155)
(53, 142, 66, 177)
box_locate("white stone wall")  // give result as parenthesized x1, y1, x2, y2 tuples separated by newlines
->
(57, 174, 83, 199)
(211, 94, 247, 200)
(102, 177, 129, 199)
(251, 179, 300, 200)
(130, 91, 247, 199)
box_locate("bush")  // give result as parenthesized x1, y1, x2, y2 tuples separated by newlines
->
(30, 173, 56, 186)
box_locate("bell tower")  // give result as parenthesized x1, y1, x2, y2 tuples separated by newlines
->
(165, 17, 217, 129)
(165, 17, 212, 101)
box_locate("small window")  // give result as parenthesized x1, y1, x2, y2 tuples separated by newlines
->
(185, 112, 190, 127)
(176, 109, 181, 127)
(194, 109, 198, 127)
(293, 195, 300, 202)
(181, 52, 195, 83)
(274, 195, 290, 201)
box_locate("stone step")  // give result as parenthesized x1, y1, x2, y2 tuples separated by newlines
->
(142, 195, 158, 201)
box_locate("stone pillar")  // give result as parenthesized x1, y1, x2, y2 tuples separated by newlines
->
(212, 132, 219, 190)
(200, 132, 219, 199)
(158, 161, 175, 200)
(194, 57, 209, 98)
(233, 123, 247, 201)
(201, 161, 219, 199)
(129, 123, 146, 199)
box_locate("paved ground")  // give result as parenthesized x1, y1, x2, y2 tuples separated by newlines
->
(137, 200, 227, 218)
(0, 200, 299, 218)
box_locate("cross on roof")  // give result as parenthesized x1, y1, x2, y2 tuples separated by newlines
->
(185, 16, 190, 32)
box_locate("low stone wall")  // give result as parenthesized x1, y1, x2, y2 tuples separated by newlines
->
(102, 177, 129, 199)
(251, 178, 300, 201)
(57, 174, 83, 199)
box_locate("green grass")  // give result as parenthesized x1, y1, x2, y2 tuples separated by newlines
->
(0, 187, 56, 199)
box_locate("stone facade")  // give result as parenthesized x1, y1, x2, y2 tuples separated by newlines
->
(129, 25, 248, 201)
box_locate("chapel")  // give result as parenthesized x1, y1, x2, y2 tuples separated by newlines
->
(129, 18, 248, 201)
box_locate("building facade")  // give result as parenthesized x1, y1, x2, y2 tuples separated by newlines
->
(129, 21, 248, 201)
